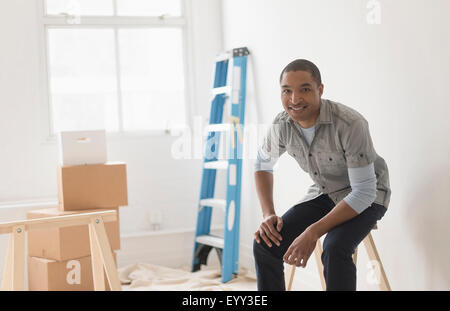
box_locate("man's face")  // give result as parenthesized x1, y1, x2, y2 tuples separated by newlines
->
(280, 70, 323, 126)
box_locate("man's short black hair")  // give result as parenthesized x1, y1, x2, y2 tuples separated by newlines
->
(279, 59, 322, 86)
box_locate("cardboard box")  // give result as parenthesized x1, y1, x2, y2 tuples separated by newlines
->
(58, 130, 107, 166)
(57, 162, 128, 211)
(28, 252, 118, 291)
(27, 207, 120, 261)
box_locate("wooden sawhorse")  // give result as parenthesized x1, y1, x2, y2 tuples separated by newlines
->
(286, 224, 391, 291)
(1, 210, 121, 291)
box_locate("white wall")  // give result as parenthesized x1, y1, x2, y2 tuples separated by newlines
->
(222, 0, 450, 290)
(0, 0, 225, 281)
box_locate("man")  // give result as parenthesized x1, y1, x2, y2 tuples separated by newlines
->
(253, 59, 391, 291)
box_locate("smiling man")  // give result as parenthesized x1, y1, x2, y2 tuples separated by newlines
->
(253, 59, 391, 291)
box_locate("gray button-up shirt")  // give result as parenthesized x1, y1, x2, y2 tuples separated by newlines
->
(261, 98, 391, 208)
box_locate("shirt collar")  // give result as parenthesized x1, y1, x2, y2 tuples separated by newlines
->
(317, 98, 332, 124)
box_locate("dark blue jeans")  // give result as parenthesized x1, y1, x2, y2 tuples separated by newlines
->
(253, 194, 387, 291)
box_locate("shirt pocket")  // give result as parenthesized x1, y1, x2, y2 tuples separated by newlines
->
(317, 151, 347, 176)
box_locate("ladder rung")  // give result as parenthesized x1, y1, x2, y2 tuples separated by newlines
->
(211, 86, 231, 96)
(199, 199, 226, 210)
(204, 161, 228, 170)
(196, 235, 224, 249)
(205, 123, 232, 133)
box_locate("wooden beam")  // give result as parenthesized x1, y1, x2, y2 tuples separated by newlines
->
(89, 222, 106, 291)
(90, 217, 122, 291)
(0, 210, 117, 234)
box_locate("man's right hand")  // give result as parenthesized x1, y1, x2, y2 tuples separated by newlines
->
(254, 214, 283, 247)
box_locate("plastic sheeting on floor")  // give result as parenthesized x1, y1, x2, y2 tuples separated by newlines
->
(118, 263, 258, 291)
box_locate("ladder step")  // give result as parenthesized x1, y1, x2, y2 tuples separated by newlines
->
(200, 199, 226, 210)
(196, 235, 224, 249)
(211, 86, 231, 96)
(204, 161, 228, 170)
(205, 123, 232, 133)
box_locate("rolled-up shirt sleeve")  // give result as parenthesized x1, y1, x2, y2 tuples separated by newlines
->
(343, 163, 377, 214)
(254, 113, 287, 173)
(254, 147, 279, 173)
(342, 119, 377, 168)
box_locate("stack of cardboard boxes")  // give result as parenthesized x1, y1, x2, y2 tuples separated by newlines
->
(27, 131, 128, 290)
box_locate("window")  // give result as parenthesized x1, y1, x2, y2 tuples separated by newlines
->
(40, 0, 188, 135)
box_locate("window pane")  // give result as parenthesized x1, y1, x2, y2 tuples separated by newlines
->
(47, 29, 119, 133)
(46, 0, 114, 16)
(118, 28, 185, 131)
(116, 0, 181, 16)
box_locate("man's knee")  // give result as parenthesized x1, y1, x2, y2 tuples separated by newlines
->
(321, 239, 354, 263)
(253, 238, 269, 257)
(253, 238, 263, 256)
(253, 238, 283, 260)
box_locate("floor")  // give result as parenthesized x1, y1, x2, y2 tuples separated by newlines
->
(118, 263, 318, 291)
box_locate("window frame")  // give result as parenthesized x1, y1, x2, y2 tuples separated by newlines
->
(37, 0, 194, 143)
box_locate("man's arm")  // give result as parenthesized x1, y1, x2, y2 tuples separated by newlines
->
(283, 195, 359, 267)
(254, 171, 283, 247)
(254, 147, 278, 218)
(308, 200, 358, 239)
(255, 171, 275, 218)
(309, 163, 377, 238)
(254, 145, 284, 247)
(284, 163, 377, 267)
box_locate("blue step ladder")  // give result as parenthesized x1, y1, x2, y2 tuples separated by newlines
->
(191, 47, 250, 283)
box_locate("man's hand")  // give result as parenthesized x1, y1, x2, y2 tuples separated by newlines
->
(254, 215, 283, 247)
(283, 227, 319, 267)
